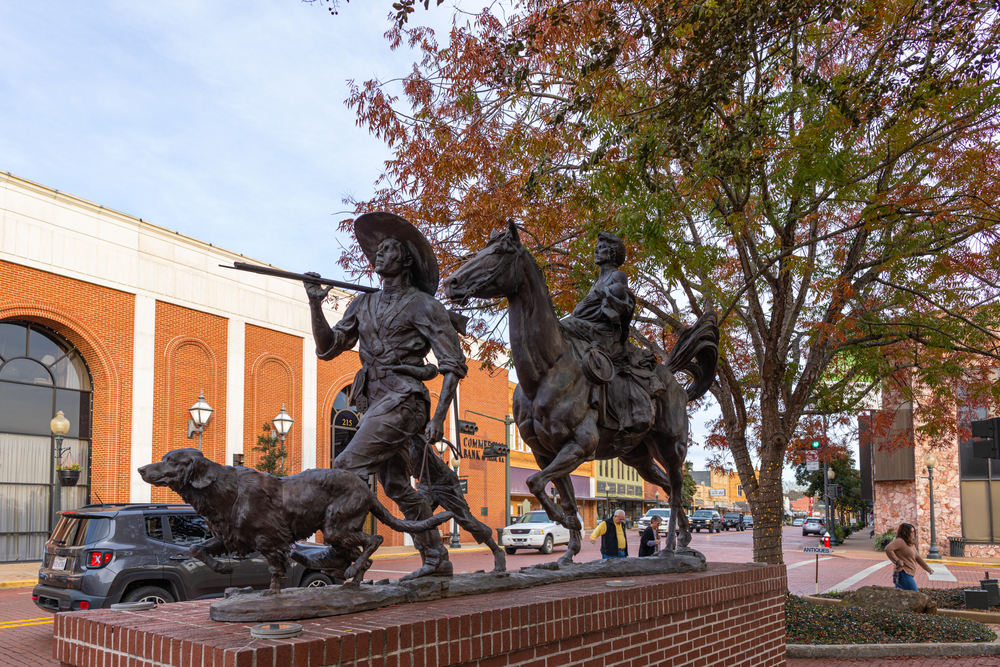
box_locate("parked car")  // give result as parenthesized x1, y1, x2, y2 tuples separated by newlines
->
(689, 510, 722, 533)
(721, 513, 745, 531)
(32, 504, 338, 612)
(742, 515, 754, 528)
(637, 508, 672, 534)
(501, 510, 582, 555)
(802, 517, 827, 536)
(792, 518, 805, 527)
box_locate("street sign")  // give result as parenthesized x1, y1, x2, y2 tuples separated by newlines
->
(803, 546, 834, 555)
(709, 489, 726, 497)
(459, 477, 469, 494)
(805, 451, 818, 463)
(806, 460, 820, 471)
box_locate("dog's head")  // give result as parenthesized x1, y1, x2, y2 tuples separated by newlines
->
(138, 448, 219, 491)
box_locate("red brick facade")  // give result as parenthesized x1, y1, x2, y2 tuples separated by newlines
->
(52, 562, 787, 667)
(244, 324, 303, 475)
(0, 261, 135, 504)
(151, 302, 229, 503)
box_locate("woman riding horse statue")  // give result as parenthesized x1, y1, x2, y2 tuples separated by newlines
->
(444, 221, 718, 565)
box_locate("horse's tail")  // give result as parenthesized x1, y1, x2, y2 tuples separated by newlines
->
(369, 501, 454, 534)
(664, 302, 719, 402)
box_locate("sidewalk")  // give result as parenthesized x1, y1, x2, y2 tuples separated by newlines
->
(817, 528, 1000, 569)
(0, 562, 39, 589)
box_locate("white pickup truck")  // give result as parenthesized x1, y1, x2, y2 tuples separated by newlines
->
(500, 510, 583, 555)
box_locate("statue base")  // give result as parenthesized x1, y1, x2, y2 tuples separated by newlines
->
(211, 550, 707, 622)
(52, 561, 787, 667)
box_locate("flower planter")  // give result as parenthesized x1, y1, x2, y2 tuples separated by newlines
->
(58, 469, 81, 486)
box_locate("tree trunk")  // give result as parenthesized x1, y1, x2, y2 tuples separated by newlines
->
(751, 448, 786, 564)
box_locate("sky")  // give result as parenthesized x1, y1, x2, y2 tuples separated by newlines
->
(0, 1, 815, 483)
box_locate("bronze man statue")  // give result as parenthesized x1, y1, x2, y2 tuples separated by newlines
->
(304, 212, 465, 579)
(561, 232, 665, 444)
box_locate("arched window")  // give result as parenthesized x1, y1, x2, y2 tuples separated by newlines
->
(0, 321, 93, 562)
(330, 385, 359, 465)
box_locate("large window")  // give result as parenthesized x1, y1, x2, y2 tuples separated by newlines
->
(0, 321, 93, 561)
(959, 402, 994, 542)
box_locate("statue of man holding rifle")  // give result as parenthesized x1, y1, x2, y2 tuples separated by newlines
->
(299, 212, 494, 579)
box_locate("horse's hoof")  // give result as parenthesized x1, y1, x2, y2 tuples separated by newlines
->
(493, 551, 507, 572)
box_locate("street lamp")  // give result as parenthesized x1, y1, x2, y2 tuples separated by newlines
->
(924, 452, 941, 560)
(187, 391, 214, 451)
(272, 404, 294, 475)
(824, 464, 838, 545)
(50, 411, 71, 531)
(449, 456, 461, 548)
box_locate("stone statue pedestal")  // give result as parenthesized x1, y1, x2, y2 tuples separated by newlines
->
(53, 562, 786, 667)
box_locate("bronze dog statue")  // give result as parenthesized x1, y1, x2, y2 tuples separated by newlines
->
(138, 448, 454, 593)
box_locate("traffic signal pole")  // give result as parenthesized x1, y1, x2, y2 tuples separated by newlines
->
(465, 409, 515, 526)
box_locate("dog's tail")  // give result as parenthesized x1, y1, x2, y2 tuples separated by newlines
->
(369, 502, 454, 534)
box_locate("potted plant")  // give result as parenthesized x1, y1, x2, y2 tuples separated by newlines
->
(57, 461, 81, 486)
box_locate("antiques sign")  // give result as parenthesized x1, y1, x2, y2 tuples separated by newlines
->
(709, 489, 726, 497)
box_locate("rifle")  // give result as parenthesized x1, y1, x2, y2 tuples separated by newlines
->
(220, 261, 469, 335)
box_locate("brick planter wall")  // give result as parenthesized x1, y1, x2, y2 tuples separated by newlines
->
(53, 562, 786, 667)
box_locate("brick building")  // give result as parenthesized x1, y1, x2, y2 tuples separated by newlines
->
(0, 172, 509, 561)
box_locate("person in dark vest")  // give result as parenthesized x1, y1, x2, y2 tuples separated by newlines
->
(638, 514, 662, 557)
(590, 509, 629, 558)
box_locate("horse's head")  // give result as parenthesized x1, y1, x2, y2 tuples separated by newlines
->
(444, 220, 526, 305)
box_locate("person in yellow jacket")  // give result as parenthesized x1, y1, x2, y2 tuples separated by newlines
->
(590, 509, 629, 558)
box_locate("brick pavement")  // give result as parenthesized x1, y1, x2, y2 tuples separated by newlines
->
(789, 659, 1000, 666)
(0, 588, 55, 667)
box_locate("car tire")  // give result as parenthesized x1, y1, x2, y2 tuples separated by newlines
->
(121, 585, 174, 605)
(301, 572, 334, 588)
(504, 547, 517, 555)
(539, 535, 554, 555)
(803, 531, 808, 536)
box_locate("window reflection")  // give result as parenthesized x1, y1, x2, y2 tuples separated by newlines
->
(0, 323, 26, 360)
(0, 358, 52, 385)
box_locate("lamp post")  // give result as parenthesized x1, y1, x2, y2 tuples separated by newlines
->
(272, 404, 294, 475)
(50, 410, 71, 531)
(924, 452, 941, 560)
(824, 463, 838, 545)
(187, 391, 214, 451)
(449, 456, 461, 548)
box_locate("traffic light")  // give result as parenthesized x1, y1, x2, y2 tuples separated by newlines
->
(971, 417, 1000, 459)
(458, 420, 478, 435)
(482, 443, 496, 457)
(810, 440, 821, 449)
(494, 444, 509, 456)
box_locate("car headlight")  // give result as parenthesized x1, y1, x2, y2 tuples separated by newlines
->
(502, 529, 510, 535)
(530, 529, 544, 535)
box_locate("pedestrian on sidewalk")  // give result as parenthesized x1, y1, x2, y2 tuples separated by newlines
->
(885, 522, 934, 591)
(638, 515, 662, 557)
(591, 509, 629, 558)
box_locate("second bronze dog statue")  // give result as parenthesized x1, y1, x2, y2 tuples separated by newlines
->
(139, 448, 454, 593)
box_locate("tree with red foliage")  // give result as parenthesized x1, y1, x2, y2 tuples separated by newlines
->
(342, 0, 1000, 563)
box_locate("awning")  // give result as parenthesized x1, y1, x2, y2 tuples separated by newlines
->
(509, 467, 595, 500)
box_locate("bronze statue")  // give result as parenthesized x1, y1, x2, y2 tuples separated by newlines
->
(138, 448, 454, 592)
(304, 212, 503, 578)
(444, 223, 719, 564)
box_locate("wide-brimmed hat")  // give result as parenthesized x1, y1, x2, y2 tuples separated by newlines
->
(354, 212, 440, 296)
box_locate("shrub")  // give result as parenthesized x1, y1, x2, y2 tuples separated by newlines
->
(875, 530, 896, 552)
(786, 594, 996, 644)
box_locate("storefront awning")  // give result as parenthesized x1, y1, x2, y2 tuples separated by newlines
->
(509, 467, 596, 500)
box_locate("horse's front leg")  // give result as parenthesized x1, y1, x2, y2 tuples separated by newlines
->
(551, 475, 582, 566)
(189, 537, 233, 574)
(526, 440, 592, 533)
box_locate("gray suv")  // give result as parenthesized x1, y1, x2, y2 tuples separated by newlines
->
(32, 504, 338, 612)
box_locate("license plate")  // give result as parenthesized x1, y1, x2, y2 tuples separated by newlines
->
(515, 539, 525, 543)
(51, 556, 67, 571)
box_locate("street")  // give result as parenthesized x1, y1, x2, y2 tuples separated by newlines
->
(3, 526, 998, 666)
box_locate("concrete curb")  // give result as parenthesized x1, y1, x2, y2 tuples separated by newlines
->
(787, 643, 1000, 658)
(0, 580, 35, 590)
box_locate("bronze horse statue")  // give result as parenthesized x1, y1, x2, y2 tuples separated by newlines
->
(444, 222, 718, 564)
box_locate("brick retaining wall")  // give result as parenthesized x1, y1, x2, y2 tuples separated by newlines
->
(53, 562, 787, 667)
